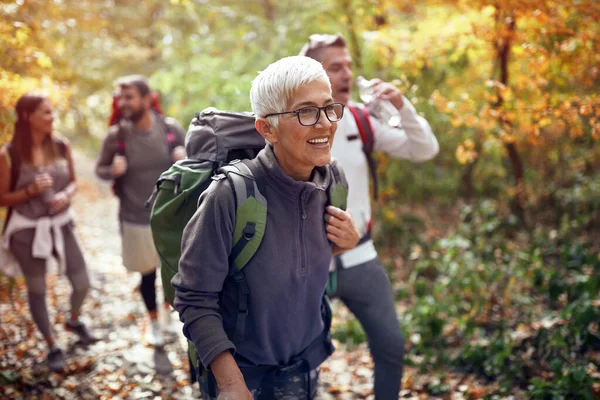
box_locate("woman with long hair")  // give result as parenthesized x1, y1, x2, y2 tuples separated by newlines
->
(0, 94, 97, 373)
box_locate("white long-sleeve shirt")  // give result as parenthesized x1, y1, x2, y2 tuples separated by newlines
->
(332, 96, 439, 269)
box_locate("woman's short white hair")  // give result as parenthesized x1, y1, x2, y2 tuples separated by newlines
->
(250, 56, 331, 129)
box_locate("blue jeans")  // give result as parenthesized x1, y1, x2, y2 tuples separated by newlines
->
(331, 257, 405, 400)
(199, 365, 319, 399)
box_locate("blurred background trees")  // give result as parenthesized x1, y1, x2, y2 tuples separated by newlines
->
(3, 0, 598, 220)
(2, 0, 599, 396)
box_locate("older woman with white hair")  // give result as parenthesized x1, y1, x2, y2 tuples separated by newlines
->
(172, 56, 359, 399)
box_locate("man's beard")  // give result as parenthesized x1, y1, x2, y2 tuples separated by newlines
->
(122, 107, 145, 123)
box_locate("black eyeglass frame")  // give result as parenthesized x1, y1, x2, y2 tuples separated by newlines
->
(264, 103, 345, 127)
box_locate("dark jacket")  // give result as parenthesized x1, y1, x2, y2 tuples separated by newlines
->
(172, 144, 347, 369)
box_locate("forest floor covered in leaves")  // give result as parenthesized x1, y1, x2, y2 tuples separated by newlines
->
(1, 150, 598, 399)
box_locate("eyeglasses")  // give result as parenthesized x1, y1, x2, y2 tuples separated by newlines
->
(264, 103, 345, 126)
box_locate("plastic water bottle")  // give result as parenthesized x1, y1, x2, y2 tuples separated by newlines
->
(35, 168, 55, 204)
(355, 76, 402, 128)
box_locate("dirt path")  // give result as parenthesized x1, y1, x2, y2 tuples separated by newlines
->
(0, 150, 203, 399)
(0, 149, 380, 400)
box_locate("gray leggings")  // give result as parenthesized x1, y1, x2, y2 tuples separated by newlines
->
(10, 224, 91, 339)
(331, 257, 405, 400)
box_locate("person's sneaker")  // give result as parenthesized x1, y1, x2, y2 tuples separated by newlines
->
(65, 319, 99, 345)
(160, 307, 181, 334)
(146, 320, 164, 347)
(47, 347, 66, 373)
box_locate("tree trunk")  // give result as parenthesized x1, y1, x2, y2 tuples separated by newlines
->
(373, 0, 387, 27)
(340, 0, 362, 69)
(495, 10, 527, 226)
(262, 0, 275, 51)
(505, 142, 527, 224)
(263, 0, 275, 22)
(461, 157, 479, 200)
(73, 108, 90, 138)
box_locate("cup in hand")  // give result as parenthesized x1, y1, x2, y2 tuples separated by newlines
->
(33, 172, 54, 203)
(113, 155, 127, 177)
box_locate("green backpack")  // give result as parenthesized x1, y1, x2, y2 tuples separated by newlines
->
(148, 107, 348, 377)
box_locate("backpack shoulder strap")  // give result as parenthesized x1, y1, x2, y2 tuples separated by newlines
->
(347, 104, 379, 200)
(159, 114, 177, 152)
(347, 104, 375, 153)
(218, 159, 267, 345)
(220, 160, 267, 272)
(6, 143, 20, 192)
(2, 143, 20, 234)
(111, 123, 127, 197)
(115, 122, 126, 156)
(54, 137, 68, 159)
(327, 158, 348, 211)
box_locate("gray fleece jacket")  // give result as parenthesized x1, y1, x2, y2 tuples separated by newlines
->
(172, 144, 347, 369)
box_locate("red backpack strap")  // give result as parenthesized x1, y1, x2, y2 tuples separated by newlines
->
(147, 92, 175, 152)
(347, 104, 379, 201)
(166, 130, 176, 148)
(108, 93, 121, 127)
(347, 104, 375, 153)
(115, 123, 126, 156)
(150, 92, 175, 150)
(159, 115, 177, 153)
(150, 92, 164, 116)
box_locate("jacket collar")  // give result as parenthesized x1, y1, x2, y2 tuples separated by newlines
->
(255, 144, 332, 199)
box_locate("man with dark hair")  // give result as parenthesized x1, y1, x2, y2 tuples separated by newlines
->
(301, 34, 439, 399)
(116, 75, 151, 98)
(95, 75, 187, 346)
